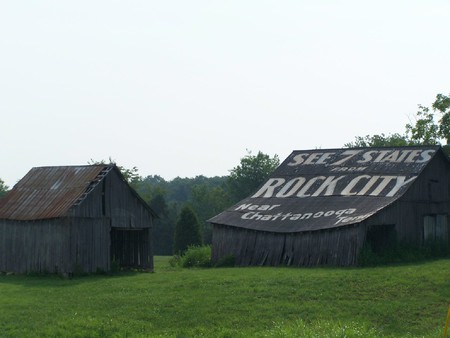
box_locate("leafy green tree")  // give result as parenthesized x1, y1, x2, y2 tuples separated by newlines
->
(344, 133, 409, 148)
(405, 104, 440, 145)
(0, 178, 8, 198)
(88, 157, 141, 188)
(173, 205, 202, 254)
(346, 92, 450, 148)
(227, 150, 280, 202)
(191, 183, 232, 243)
(405, 93, 450, 145)
(433, 93, 450, 144)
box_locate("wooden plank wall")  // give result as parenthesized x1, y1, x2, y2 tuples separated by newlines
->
(72, 169, 153, 229)
(69, 217, 110, 273)
(364, 153, 450, 245)
(0, 218, 110, 274)
(106, 169, 153, 229)
(211, 224, 364, 267)
(0, 219, 70, 273)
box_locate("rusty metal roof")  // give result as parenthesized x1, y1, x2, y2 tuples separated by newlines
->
(0, 165, 108, 220)
(209, 146, 444, 233)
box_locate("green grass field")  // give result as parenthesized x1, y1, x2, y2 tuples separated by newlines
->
(1, 257, 449, 337)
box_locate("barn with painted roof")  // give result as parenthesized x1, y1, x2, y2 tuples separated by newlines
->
(209, 146, 450, 266)
(0, 165, 155, 274)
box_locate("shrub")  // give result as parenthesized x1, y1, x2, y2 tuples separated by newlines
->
(168, 255, 182, 267)
(181, 245, 211, 268)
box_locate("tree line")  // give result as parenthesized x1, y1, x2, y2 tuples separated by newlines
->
(0, 92, 448, 255)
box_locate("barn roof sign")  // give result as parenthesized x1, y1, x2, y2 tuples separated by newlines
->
(209, 146, 442, 233)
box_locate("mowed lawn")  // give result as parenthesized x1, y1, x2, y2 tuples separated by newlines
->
(1, 257, 449, 337)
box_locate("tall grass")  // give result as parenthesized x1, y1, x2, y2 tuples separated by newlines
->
(0, 257, 449, 337)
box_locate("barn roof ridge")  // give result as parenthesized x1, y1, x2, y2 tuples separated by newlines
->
(287, 145, 442, 153)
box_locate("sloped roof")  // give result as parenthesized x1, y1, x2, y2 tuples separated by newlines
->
(0, 165, 110, 220)
(209, 146, 443, 233)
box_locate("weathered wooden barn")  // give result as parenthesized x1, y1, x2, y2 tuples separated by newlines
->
(0, 165, 155, 274)
(209, 146, 450, 266)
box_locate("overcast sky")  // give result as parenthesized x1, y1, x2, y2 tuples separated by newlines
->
(1, 1, 450, 187)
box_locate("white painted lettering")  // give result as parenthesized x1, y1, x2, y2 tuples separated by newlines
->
(297, 176, 326, 197)
(385, 176, 417, 197)
(341, 175, 371, 196)
(374, 150, 391, 162)
(404, 150, 421, 163)
(312, 176, 346, 196)
(235, 203, 252, 211)
(357, 151, 377, 163)
(287, 154, 308, 166)
(357, 176, 380, 195)
(417, 149, 435, 163)
(303, 153, 322, 164)
(252, 178, 285, 198)
(316, 152, 335, 164)
(335, 209, 349, 217)
(369, 176, 396, 196)
(330, 150, 362, 166)
(300, 213, 313, 219)
(396, 150, 412, 162)
(275, 177, 306, 198)
(380, 150, 400, 163)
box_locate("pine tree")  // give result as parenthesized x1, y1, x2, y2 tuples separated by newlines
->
(173, 205, 202, 254)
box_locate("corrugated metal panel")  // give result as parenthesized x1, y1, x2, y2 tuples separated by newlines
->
(0, 165, 107, 220)
(209, 146, 443, 233)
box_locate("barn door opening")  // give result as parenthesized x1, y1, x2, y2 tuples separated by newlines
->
(366, 224, 396, 254)
(110, 228, 150, 269)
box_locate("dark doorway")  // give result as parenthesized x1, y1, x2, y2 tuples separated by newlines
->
(110, 228, 150, 268)
(366, 224, 396, 254)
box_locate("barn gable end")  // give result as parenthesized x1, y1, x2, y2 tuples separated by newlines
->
(209, 146, 450, 266)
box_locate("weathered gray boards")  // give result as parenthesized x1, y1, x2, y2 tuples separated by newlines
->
(0, 165, 155, 274)
(209, 146, 450, 266)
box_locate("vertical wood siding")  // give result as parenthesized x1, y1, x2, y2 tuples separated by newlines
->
(72, 169, 153, 229)
(363, 154, 450, 245)
(0, 218, 110, 273)
(211, 224, 364, 267)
